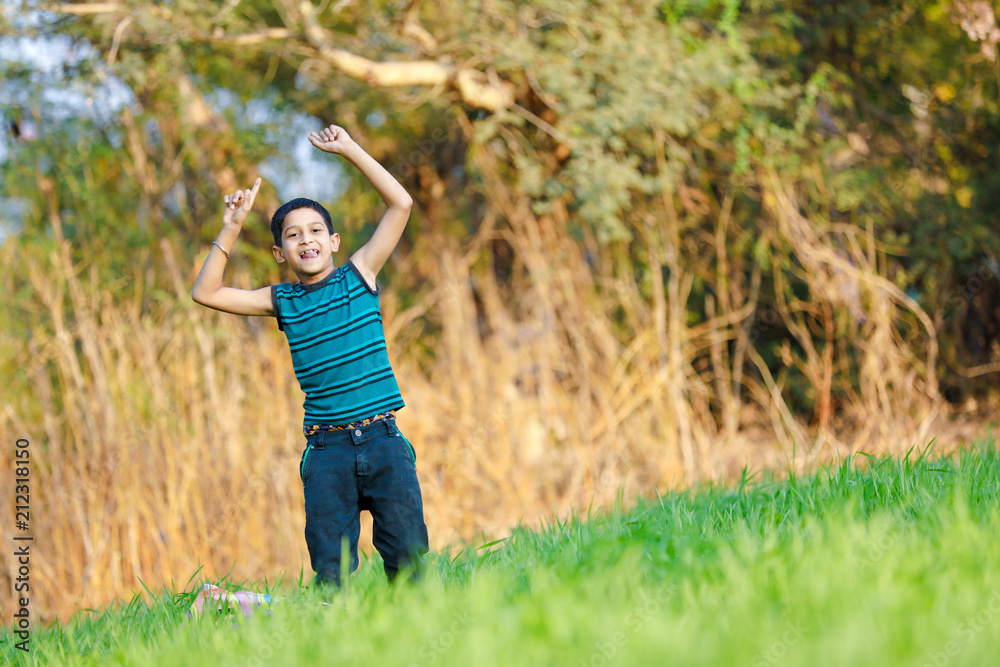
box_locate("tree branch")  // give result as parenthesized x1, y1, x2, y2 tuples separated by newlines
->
(210, 27, 292, 46)
(955, 361, 1000, 378)
(49, 3, 122, 14)
(53, 0, 514, 111)
(296, 0, 512, 111)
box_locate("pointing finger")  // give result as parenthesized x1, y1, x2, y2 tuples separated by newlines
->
(249, 177, 261, 201)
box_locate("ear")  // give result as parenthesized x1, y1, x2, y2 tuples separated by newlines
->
(272, 245, 286, 263)
(331, 232, 341, 252)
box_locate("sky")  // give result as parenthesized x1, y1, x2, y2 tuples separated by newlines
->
(0, 1, 341, 244)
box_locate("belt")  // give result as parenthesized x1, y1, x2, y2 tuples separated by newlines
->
(303, 410, 396, 437)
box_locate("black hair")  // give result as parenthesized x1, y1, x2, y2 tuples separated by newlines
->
(270, 198, 334, 246)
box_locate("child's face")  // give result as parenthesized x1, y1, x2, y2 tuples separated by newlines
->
(272, 207, 340, 282)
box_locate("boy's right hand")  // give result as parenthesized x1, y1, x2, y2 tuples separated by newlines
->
(222, 177, 262, 229)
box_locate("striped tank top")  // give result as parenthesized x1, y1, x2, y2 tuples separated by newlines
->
(271, 260, 405, 426)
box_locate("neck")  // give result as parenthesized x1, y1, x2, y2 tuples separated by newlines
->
(298, 264, 336, 285)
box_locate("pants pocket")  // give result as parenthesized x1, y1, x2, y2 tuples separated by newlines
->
(401, 434, 416, 465)
(299, 444, 313, 481)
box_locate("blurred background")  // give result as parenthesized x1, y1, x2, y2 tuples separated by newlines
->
(1, 0, 998, 621)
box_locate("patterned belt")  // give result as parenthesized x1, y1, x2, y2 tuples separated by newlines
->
(303, 410, 397, 437)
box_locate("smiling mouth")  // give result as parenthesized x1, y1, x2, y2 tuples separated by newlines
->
(299, 250, 319, 260)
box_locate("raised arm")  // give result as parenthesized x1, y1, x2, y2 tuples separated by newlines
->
(191, 177, 274, 316)
(308, 125, 413, 288)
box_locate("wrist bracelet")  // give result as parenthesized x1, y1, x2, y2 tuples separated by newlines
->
(212, 241, 230, 258)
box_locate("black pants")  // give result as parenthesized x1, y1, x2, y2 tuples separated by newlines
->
(299, 417, 429, 586)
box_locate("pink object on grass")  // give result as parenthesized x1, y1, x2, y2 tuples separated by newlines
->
(188, 584, 273, 619)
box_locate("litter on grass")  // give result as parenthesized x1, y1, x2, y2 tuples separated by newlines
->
(187, 584, 274, 619)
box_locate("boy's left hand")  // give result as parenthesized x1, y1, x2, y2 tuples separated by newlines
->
(309, 124, 355, 155)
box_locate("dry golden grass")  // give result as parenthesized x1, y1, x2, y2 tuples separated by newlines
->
(0, 171, 962, 623)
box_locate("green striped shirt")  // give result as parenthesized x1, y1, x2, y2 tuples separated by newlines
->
(271, 260, 405, 426)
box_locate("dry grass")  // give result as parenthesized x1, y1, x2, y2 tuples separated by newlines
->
(0, 168, 967, 623)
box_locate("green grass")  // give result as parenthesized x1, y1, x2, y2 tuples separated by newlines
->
(5, 439, 1000, 666)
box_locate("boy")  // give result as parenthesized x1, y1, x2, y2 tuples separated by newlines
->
(192, 124, 428, 588)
